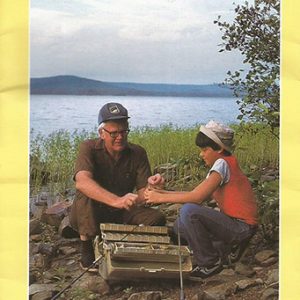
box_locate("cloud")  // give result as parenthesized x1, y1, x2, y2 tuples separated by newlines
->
(30, 0, 252, 83)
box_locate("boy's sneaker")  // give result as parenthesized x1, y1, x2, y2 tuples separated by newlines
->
(226, 238, 251, 265)
(189, 258, 223, 281)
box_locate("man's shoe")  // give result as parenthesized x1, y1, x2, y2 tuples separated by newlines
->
(189, 258, 223, 281)
(80, 240, 98, 273)
(80, 252, 98, 273)
(79, 260, 98, 273)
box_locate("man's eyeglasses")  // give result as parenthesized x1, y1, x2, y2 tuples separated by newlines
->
(102, 127, 130, 138)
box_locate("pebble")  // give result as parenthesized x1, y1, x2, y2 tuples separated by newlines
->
(128, 291, 162, 300)
(255, 250, 276, 264)
(265, 268, 279, 285)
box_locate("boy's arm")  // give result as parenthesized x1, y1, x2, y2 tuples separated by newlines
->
(145, 171, 222, 204)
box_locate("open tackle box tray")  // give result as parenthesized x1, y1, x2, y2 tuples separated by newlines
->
(96, 223, 192, 280)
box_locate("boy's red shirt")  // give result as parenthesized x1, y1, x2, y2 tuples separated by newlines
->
(212, 155, 258, 225)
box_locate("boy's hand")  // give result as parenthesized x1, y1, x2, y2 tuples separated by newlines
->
(144, 187, 161, 204)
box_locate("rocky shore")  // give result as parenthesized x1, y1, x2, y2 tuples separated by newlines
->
(29, 187, 279, 300)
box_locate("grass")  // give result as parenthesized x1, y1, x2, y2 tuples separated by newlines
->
(30, 123, 278, 195)
(30, 123, 279, 232)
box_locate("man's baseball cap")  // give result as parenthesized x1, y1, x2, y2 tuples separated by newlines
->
(98, 102, 130, 125)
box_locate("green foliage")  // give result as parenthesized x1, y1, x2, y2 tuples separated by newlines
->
(215, 0, 280, 134)
(255, 179, 279, 240)
(30, 124, 279, 233)
(30, 129, 97, 195)
(232, 123, 279, 169)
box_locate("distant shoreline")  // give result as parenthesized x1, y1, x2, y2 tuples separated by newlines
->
(30, 75, 234, 98)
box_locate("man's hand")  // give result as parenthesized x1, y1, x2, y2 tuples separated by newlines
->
(114, 193, 138, 210)
(148, 173, 165, 189)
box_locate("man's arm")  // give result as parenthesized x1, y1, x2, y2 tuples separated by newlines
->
(75, 170, 137, 210)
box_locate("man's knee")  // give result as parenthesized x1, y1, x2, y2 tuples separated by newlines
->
(124, 207, 166, 226)
(142, 209, 166, 226)
(151, 210, 166, 226)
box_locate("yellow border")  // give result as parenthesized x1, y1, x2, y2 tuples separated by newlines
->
(0, 0, 299, 299)
(0, 0, 29, 299)
(281, 1, 300, 299)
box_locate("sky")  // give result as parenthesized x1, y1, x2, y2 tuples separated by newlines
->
(30, 0, 253, 84)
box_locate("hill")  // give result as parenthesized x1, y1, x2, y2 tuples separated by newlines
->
(30, 75, 234, 97)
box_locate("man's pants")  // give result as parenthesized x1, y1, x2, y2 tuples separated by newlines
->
(70, 196, 166, 238)
(173, 203, 256, 267)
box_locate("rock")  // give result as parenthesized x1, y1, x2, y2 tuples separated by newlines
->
(31, 234, 43, 242)
(261, 256, 278, 267)
(41, 200, 73, 228)
(191, 292, 204, 300)
(253, 266, 264, 272)
(261, 287, 279, 300)
(32, 205, 47, 220)
(127, 291, 162, 300)
(219, 268, 235, 276)
(166, 203, 182, 213)
(29, 270, 38, 285)
(43, 271, 55, 281)
(41, 213, 64, 228)
(38, 243, 57, 257)
(31, 291, 53, 300)
(260, 175, 277, 182)
(58, 215, 79, 238)
(234, 278, 262, 291)
(40, 192, 49, 200)
(30, 218, 43, 235)
(30, 242, 40, 255)
(76, 275, 110, 296)
(66, 259, 76, 266)
(234, 262, 256, 277)
(59, 246, 77, 256)
(87, 276, 110, 295)
(30, 253, 46, 269)
(254, 250, 276, 264)
(202, 283, 235, 299)
(265, 268, 279, 286)
(29, 283, 58, 296)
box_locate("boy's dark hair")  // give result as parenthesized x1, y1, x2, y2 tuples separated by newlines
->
(195, 132, 231, 156)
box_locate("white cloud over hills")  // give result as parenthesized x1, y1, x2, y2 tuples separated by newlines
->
(31, 0, 252, 84)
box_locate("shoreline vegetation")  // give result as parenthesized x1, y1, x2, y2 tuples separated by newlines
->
(30, 123, 279, 232)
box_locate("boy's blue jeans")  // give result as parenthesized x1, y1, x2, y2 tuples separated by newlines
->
(173, 203, 256, 267)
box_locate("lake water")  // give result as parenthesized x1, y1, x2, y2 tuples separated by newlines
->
(30, 95, 240, 137)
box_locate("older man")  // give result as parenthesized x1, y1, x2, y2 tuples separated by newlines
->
(70, 102, 165, 271)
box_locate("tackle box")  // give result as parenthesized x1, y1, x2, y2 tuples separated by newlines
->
(96, 223, 192, 280)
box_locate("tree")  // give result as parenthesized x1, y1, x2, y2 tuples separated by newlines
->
(215, 0, 280, 135)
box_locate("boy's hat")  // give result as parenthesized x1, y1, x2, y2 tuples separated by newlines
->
(98, 102, 130, 125)
(199, 120, 234, 152)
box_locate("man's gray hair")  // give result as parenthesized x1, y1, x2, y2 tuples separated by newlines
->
(98, 122, 105, 131)
(97, 119, 129, 137)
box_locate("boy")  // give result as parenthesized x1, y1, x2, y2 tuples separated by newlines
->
(145, 120, 258, 280)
